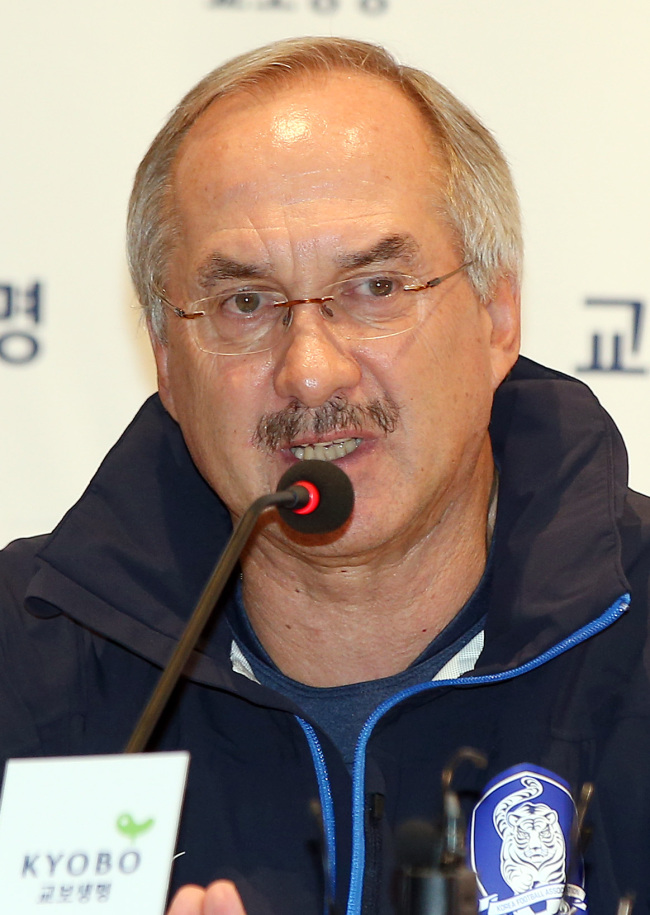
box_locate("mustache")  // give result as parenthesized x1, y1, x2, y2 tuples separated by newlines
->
(253, 395, 400, 452)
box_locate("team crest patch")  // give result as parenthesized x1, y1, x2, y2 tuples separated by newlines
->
(468, 764, 587, 914)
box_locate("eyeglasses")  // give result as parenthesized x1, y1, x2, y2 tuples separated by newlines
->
(157, 260, 473, 356)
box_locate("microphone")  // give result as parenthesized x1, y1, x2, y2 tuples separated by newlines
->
(396, 819, 446, 915)
(396, 749, 485, 915)
(396, 816, 478, 915)
(276, 459, 355, 534)
(125, 460, 354, 753)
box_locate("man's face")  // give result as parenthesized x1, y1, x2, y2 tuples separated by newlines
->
(152, 72, 519, 557)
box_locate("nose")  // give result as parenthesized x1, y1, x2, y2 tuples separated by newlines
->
(272, 305, 362, 407)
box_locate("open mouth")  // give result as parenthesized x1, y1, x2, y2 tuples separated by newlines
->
(290, 437, 362, 462)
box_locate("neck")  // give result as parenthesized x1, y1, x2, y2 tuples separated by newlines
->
(240, 453, 496, 688)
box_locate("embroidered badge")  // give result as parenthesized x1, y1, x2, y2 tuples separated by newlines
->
(468, 764, 587, 914)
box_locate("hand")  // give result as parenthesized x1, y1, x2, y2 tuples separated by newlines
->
(167, 880, 247, 915)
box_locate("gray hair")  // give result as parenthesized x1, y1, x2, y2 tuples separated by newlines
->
(127, 36, 522, 340)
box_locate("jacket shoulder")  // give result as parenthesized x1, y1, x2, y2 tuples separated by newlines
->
(621, 488, 650, 588)
(0, 535, 86, 760)
(0, 534, 48, 605)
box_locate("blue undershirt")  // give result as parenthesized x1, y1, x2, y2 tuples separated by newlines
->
(227, 559, 491, 770)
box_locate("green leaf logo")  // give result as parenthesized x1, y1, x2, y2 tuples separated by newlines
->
(116, 812, 155, 842)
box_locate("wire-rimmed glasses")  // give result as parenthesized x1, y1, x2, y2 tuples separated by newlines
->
(157, 260, 473, 356)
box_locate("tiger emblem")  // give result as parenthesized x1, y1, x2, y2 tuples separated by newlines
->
(469, 764, 588, 915)
(493, 776, 566, 895)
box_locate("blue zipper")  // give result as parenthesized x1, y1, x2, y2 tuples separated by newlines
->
(344, 593, 630, 915)
(296, 716, 338, 915)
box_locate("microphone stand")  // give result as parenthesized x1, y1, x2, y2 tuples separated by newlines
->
(124, 489, 300, 754)
(124, 458, 354, 754)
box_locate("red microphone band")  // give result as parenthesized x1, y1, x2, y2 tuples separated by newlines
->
(292, 481, 321, 515)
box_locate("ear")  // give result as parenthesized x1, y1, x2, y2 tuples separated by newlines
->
(485, 276, 521, 389)
(147, 321, 179, 421)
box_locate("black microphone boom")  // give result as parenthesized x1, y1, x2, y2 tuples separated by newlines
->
(125, 460, 354, 753)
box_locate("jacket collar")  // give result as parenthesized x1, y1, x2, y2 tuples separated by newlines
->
(478, 357, 629, 672)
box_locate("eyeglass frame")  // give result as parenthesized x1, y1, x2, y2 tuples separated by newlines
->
(155, 259, 474, 355)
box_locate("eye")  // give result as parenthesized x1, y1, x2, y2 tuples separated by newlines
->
(343, 275, 403, 299)
(229, 291, 264, 314)
(366, 276, 398, 297)
(212, 288, 283, 317)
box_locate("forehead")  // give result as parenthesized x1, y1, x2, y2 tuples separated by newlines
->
(171, 72, 451, 264)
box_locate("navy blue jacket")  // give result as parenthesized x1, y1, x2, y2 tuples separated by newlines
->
(1, 356, 650, 914)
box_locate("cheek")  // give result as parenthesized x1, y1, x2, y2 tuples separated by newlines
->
(167, 347, 276, 469)
(388, 312, 481, 398)
(398, 311, 495, 448)
(427, 304, 494, 389)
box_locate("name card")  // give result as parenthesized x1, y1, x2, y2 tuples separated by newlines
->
(0, 753, 189, 913)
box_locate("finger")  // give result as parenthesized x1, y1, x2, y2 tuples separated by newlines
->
(204, 880, 247, 915)
(167, 884, 206, 915)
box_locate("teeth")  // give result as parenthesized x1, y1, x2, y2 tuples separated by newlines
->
(290, 438, 362, 462)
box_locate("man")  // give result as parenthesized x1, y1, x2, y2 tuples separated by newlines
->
(1, 37, 649, 915)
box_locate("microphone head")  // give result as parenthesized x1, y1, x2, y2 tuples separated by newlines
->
(395, 819, 440, 872)
(276, 460, 354, 535)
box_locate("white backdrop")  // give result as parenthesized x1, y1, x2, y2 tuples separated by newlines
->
(2, 0, 649, 547)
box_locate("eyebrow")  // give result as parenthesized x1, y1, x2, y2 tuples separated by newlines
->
(336, 234, 420, 270)
(196, 254, 270, 289)
(195, 233, 420, 289)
